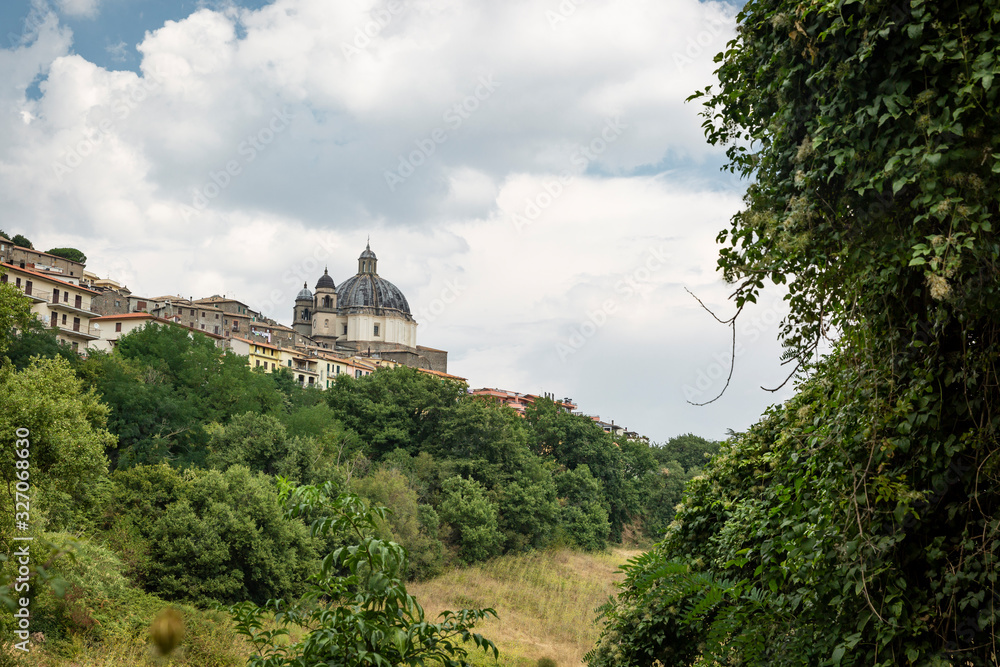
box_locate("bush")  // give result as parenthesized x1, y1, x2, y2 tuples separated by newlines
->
(439, 476, 502, 563)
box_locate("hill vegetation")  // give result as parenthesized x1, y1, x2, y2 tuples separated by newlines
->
(0, 287, 716, 664)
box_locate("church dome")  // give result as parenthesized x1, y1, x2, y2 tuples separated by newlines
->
(359, 243, 377, 260)
(337, 274, 411, 315)
(296, 283, 313, 300)
(315, 268, 336, 290)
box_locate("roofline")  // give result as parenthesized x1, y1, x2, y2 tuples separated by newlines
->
(1, 262, 99, 294)
(4, 245, 86, 266)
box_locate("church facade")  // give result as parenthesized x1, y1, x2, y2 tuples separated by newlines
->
(292, 244, 447, 373)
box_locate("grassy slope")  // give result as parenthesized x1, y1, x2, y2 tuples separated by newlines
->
(410, 548, 639, 667)
(4, 548, 635, 667)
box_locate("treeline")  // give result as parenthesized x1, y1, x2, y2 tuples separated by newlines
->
(0, 305, 717, 647)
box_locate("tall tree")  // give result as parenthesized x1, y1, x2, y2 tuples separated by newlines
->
(591, 1, 1000, 665)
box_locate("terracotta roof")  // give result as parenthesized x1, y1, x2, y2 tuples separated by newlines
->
(231, 336, 282, 352)
(1, 262, 99, 294)
(91, 313, 166, 322)
(418, 368, 467, 382)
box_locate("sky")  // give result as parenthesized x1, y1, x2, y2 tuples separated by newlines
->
(0, 0, 797, 443)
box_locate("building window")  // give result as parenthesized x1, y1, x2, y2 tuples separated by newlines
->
(115, 322, 122, 332)
(62, 314, 67, 325)
(271, 363, 275, 370)
(373, 324, 380, 336)
(50, 312, 57, 327)
(324, 319, 329, 327)
(343, 324, 347, 335)
(115, 300, 121, 307)
(256, 359, 261, 367)
(200, 324, 205, 330)
(53, 290, 59, 303)
(190, 309, 195, 316)
(24, 280, 32, 295)
(15, 278, 20, 288)
(288, 360, 292, 367)
(75, 295, 82, 308)
(214, 326, 220, 334)
(233, 321, 239, 331)
(356, 370, 362, 378)
(216, 313, 219, 319)
(72, 317, 80, 332)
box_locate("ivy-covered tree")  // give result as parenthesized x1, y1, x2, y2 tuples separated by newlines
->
(590, 0, 1000, 665)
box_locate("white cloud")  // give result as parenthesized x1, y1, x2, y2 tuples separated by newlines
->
(56, 0, 100, 19)
(1, 0, 791, 441)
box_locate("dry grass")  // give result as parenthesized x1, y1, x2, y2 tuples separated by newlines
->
(410, 547, 639, 667)
(5, 548, 636, 667)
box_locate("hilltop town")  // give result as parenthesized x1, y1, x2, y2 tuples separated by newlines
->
(0, 233, 646, 440)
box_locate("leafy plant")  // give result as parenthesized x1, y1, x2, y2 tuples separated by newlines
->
(224, 481, 499, 666)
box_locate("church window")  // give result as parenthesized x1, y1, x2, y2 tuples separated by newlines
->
(374, 324, 380, 336)
(324, 319, 329, 327)
(343, 324, 347, 335)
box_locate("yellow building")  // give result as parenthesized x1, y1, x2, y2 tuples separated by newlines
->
(230, 336, 283, 371)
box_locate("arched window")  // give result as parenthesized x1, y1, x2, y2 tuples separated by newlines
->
(324, 319, 329, 327)
(323, 296, 332, 308)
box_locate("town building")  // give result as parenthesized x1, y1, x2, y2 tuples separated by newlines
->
(1, 262, 99, 352)
(470, 388, 576, 416)
(292, 243, 448, 373)
(0, 242, 85, 283)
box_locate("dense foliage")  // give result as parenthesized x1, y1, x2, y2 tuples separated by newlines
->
(227, 484, 498, 667)
(0, 277, 717, 661)
(590, 0, 1000, 665)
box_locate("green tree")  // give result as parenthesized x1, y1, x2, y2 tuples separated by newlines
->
(325, 366, 466, 459)
(554, 464, 610, 551)
(10, 234, 32, 249)
(0, 356, 115, 533)
(655, 433, 720, 473)
(591, 0, 1000, 664)
(45, 247, 87, 264)
(351, 466, 445, 579)
(225, 484, 498, 667)
(438, 476, 502, 563)
(0, 268, 33, 358)
(526, 398, 632, 541)
(105, 464, 316, 606)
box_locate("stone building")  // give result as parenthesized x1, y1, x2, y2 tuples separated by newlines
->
(292, 243, 447, 373)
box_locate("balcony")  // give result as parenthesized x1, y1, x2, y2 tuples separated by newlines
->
(47, 300, 99, 318)
(54, 324, 100, 341)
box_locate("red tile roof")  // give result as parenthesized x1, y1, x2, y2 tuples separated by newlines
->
(2, 262, 99, 294)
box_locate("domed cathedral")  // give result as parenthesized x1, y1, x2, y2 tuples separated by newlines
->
(292, 243, 448, 373)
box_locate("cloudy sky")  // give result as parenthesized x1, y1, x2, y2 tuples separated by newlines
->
(0, 0, 796, 442)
